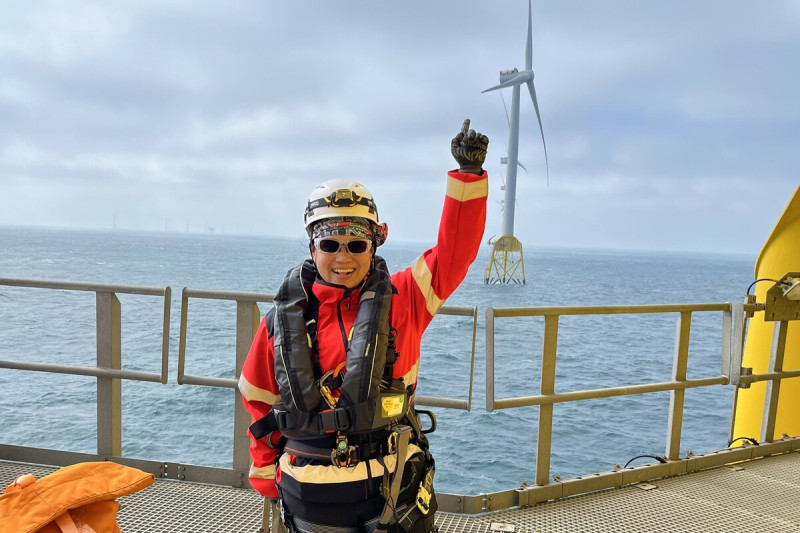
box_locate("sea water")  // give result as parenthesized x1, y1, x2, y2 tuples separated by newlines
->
(0, 226, 754, 494)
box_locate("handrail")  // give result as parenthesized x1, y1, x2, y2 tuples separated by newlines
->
(0, 360, 165, 382)
(2, 279, 799, 515)
(407, 304, 479, 411)
(177, 287, 273, 388)
(491, 302, 731, 317)
(0, 277, 167, 296)
(0, 277, 171, 386)
(177, 287, 275, 475)
(485, 302, 735, 488)
(0, 277, 171, 458)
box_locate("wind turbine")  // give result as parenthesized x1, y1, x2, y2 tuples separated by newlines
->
(483, 0, 548, 285)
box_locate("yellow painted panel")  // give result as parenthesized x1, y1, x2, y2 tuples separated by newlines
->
(733, 183, 800, 442)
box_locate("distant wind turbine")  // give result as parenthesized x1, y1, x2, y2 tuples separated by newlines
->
(483, 0, 548, 285)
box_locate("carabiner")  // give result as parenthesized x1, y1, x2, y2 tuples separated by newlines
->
(331, 434, 358, 467)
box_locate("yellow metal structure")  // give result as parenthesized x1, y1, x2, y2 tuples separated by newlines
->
(732, 183, 800, 442)
(484, 234, 526, 284)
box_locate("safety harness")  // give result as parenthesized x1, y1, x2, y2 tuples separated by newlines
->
(249, 257, 437, 532)
(250, 257, 409, 439)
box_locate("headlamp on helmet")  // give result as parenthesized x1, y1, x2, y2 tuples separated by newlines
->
(304, 180, 386, 246)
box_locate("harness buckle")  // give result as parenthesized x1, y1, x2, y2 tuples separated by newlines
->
(416, 468, 435, 515)
(273, 409, 291, 430)
(386, 431, 398, 455)
(319, 407, 351, 433)
(331, 434, 358, 468)
(416, 486, 432, 514)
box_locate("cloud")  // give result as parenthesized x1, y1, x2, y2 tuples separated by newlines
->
(0, 0, 797, 255)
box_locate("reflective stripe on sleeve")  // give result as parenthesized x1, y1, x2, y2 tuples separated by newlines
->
(446, 175, 488, 202)
(249, 463, 277, 480)
(238, 374, 281, 405)
(399, 361, 419, 389)
(411, 255, 444, 316)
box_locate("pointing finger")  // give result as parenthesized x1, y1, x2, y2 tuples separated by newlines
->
(461, 118, 470, 135)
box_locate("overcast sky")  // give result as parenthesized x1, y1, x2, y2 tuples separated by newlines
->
(1, 0, 798, 255)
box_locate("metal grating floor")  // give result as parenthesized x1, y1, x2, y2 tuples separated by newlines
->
(464, 451, 800, 533)
(2, 452, 800, 532)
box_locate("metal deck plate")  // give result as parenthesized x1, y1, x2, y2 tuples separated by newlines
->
(2, 452, 800, 532)
(466, 451, 800, 533)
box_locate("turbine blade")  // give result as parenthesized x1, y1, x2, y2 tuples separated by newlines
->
(525, 0, 533, 71)
(526, 79, 549, 184)
(517, 161, 528, 174)
(481, 72, 531, 93)
(500, 91, 511, 129)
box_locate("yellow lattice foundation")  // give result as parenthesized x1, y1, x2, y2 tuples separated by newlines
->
(484, 234, 526, 284)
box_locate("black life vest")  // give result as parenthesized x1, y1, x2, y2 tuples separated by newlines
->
(249, 257, 439, 533)
(257, 256, 410, 440)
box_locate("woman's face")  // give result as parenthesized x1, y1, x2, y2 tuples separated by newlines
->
(311, 235, 374, 288)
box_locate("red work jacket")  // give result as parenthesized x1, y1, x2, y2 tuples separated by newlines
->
(238, 169, 488, 497)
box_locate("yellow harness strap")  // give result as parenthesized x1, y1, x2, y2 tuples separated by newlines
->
(375, 425, 412, 533)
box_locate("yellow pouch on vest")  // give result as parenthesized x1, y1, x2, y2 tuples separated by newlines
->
(0, 461, 154, 533)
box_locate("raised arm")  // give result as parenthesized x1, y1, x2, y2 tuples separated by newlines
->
(397, 119, 490, 329)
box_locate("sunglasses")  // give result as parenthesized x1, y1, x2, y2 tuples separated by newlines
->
(315, 238, 372, 255)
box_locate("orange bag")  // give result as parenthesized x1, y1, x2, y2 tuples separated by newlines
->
(0, 461, 154, 533)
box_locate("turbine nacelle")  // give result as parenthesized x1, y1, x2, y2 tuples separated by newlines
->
(499, 68, 519, 83)
(482, 70, 533, 93)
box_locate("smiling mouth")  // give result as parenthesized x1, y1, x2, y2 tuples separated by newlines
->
(333, 268, 356, 276)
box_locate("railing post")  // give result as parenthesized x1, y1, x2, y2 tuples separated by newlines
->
(721, 306, 732, 382)
(96, 291, 122, 457)
(160, 287, 171, 385)
(536, 314, 558, 486)
(485, 307, 495, 412)
(729, 301, 748, 387)
(666, 311, 691, 460)
(234, 300, 261, 481)
(761, 320, 789, 443)
(178, 288, 190, 385)
(728, 302, 747, 442)
(466, 306, 478, 412)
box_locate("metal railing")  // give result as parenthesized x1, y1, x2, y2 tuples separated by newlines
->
(486, 303, 732, 485)
(178, 287, 274, 478)
(440, 300, 800, 514)
(0, 278, 170, 459)
(2, 277, 799, 515)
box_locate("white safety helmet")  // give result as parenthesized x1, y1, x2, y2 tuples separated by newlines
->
(304, 179, 383, 238)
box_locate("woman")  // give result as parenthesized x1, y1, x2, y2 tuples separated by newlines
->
(239, 119, 489, 533)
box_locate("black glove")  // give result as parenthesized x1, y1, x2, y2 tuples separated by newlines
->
(451, 118, 489, 175)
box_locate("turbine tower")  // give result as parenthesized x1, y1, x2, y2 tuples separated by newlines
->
(483, 0, 548, 284)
